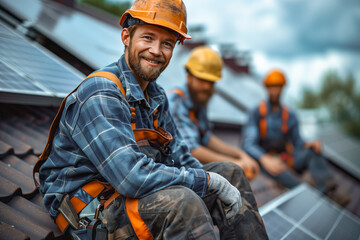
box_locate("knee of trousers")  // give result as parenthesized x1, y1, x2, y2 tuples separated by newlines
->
(164, 186, 209, 217)
(219, 162, 247, 185)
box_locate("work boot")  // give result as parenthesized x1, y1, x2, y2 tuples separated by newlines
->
(325, 187, 351, 207)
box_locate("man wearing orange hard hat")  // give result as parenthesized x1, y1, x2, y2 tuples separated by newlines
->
(37, 0, 268, 239)
(168, 46, 260, 181)
(242, 69, 350, 206)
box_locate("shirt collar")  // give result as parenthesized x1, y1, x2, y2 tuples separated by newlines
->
(117, 55, 165, 111)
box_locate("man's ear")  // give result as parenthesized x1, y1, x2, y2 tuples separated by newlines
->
(122, 28, 130, 47)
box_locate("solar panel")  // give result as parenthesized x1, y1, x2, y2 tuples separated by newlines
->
(0, 21, 84, 103)
(0, 61, 44, 93)
(259, 184, 360, 240)
(0, 21, 22, 39)
(0, 0, 123, 69)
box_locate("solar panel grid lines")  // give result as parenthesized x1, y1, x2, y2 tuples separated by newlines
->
(277, 200, 325, 240)
(260, 184, 360, 240)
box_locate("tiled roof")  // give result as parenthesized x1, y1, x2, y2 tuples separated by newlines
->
(0, 103, 63, 240)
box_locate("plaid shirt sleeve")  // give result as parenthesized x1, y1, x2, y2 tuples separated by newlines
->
(70, 78, 208, 198)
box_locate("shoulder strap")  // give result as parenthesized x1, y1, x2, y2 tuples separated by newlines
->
(281, 105, 289, 134)
(258, 101, 289, 139)
(33, 71, 124, 188)
(258, 101, 267, 138)
(167, 88, 185, 99)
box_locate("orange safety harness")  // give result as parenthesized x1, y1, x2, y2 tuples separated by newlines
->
(258, 101, 294, 168)
(33, 71, 173, 239)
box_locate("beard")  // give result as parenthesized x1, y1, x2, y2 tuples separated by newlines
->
(127, 44, 166, 83)
(189, 87, 213, 108)
(269, 96, 280, 107)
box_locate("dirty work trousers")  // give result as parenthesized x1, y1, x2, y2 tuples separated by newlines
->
(68, 162, 268, 239)
(263, 147, 333, 193)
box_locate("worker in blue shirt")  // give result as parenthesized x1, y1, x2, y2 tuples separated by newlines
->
(168, 46, 260, 180)
(242, 69, 350, 206)
(36, 1, 268, 239)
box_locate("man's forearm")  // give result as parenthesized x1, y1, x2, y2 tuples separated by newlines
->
(191, 145, 239, 164)
(206, 135, 241, 159)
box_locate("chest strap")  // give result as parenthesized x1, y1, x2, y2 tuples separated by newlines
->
(258, 101, 289, 139)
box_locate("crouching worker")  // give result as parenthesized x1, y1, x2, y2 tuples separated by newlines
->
(242, 69, 350, 206)
(168, 46, 260, 180)
(33, 0, 268, 239)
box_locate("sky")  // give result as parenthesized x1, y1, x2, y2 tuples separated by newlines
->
(183, 0, 360, 106)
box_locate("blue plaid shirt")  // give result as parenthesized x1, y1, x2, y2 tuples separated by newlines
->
(167, 85, 213, 151)
(39, 55, 207, 219)
(241, 101, 305, 160)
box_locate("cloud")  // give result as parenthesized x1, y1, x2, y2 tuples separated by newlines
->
(185, 0, 360, 57)
(279, 0, 360, 55)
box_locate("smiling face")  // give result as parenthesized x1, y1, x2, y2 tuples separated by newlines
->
(122, 24, 177, 90)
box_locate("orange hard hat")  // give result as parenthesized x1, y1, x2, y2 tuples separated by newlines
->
(119, 0, 191, 44)
(263, 69, 287, 86)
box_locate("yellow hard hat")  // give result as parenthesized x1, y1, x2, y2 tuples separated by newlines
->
(185, 46, 223, 82)
(263, 69, 287, 86)
(119, 0, 191, 44)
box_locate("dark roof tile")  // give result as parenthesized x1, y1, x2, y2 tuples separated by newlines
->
(0, 130, 33, 157)
(0, 123, 44, 155)
(0, 175, 21, 202)
(0, 201, 54, 240)
(2, 155, 34, 178)
(0, 221, 30, 240)
(0, 161, 36, 196)
(0, 103, 61, 239)
(0, 140, 13, 157)
(7, 196, 62, 238)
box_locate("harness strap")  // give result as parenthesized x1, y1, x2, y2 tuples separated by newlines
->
(258, 101, 294, 167)
(126, 198, 154, 240)
(258, 101, 289, 139)
(259, 101, 267, 139)
(55, 181, 110, 232)
(281, 105, 289, 133)
(167, 88, 185, 98)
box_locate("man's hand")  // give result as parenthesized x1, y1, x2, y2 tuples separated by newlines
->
(259, 154, 286, 176)
(237, 151, 260, 179)
(207, 172, 242, 219)
(304, 140, 322, 154)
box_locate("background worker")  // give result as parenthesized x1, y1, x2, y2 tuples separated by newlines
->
(168, 46, 260, 180)
(241, 69, 350, 206)
(37, 1, 268, 239)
